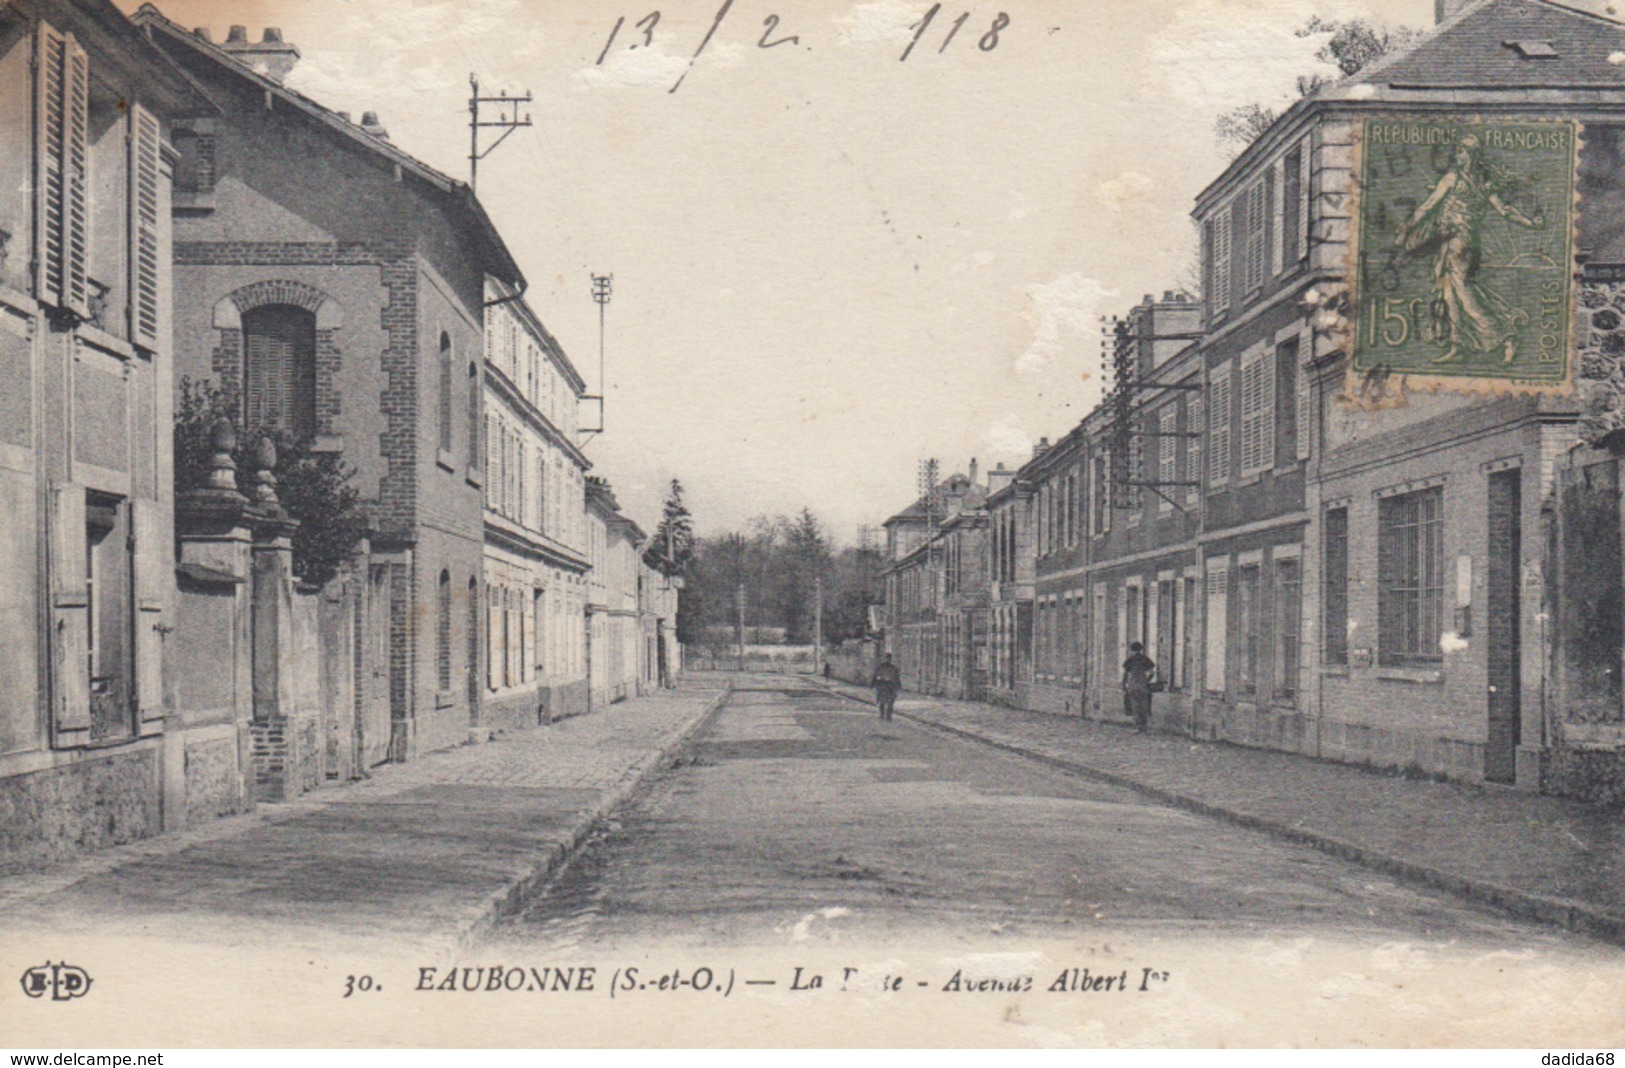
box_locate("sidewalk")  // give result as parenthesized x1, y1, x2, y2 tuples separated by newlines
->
(0, 680, 730, 960)
(815, 677, 1625, 945)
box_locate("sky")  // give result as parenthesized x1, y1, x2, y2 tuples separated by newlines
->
(127, 0, 1434, 541)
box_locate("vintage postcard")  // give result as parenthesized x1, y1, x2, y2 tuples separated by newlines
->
(2, 0, 1625, 1052)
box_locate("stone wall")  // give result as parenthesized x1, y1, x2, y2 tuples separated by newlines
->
(0, 748, 161, 875)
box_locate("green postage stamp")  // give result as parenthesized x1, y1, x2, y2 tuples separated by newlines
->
(1349, 117, 1579, 393)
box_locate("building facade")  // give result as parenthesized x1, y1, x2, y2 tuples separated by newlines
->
(140, 10, 525, 768)
(983, 463, 1033, 709)
(0, 0, 209, 868)
(1027, 432, 1091, 716)
(585, 476, 643, 709)
(480, 282, 591, 730)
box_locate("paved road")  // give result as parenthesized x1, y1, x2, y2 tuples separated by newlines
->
(487, 677, 1601, 954)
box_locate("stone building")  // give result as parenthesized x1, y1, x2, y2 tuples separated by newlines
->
(881, 467, 984, 696)
(0, 0, 209, 868)
(1026, 431, 1090, 716)
(585, 476, 643, 709)
(480, 281, 591, 729)
(136, 9, 525, 769)
(983, 463, 1033, 709)
(1083, 294, 1204, 731)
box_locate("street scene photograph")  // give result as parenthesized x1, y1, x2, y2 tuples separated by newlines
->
(2, 0, 1624, 1049)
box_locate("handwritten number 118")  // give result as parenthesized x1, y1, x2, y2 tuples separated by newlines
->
(901, 6, 1008, 61)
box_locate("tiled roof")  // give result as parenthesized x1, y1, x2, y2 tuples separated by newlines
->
(1346, 0, 1625, 90)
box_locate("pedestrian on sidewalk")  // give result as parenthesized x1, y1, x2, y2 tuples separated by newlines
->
(1122, 642, 1155, 733)
(871, 653, 901, 722)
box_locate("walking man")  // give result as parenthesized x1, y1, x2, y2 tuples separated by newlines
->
(871, 653, 901, 722)
(1122, 641, 1155, 733)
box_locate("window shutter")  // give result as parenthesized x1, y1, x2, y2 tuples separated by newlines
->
(62, 35, 89, 317)
(1213, 207, 1232, 312)
(1245, 183, 1266, 294)
(1187, 394, 1203, 503)
(1283, 145, 1303, 265)
(1270, 157, 1285, 276)
(1296, 335, 1313, 462)
(128, 104, 162, 350)
(131, 497, 165, 731)
(34, 23, 66, 308)
(1204, 563, 1229, 693)
(1158, 405, 1176, 487)
(1208, 366, 1231, 485)
(1299, 139, 1312, 262)
(49, 482, 90, 743)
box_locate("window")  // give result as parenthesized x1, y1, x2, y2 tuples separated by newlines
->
(1243, 181, 1267, 295)
(1093, 454, 1111, 534)
(437, 570, 452, 691)
(243, 305, 317, 441)
(1208, 363, 1232, 487)
(1158, 404, 1176, 513)
(1324, 506, 1349, 665)
(1235, 563, 1260, 696)
(468, 363, 481, 470)
(1239, 348, 1275, 479)
(1157, 578, 1179, 690)
(1276, 337, 1299, 465)
(86, 492, 133, 743)
(1204, 561, 1228, 692)
(1379, 487, 1445, 665)
(1274, 555, 1302, 702)
(1187, 394, 1203, 505)
(1295, 334, 1313, 463)
(438, 333, 453, 452)
(1212, 205, 1233, 315)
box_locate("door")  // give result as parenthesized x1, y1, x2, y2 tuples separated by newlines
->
(1486, 468, 1522, 784)
(359, 563, 393, 768)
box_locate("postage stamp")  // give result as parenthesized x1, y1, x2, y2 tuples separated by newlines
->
(1348, 116, 1579, 395)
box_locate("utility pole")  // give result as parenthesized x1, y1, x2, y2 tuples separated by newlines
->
(468, 75, 532, 191)
(580, 274, 611, 444)
(735, 583, 746, 672)
(813, 575, 824, 677)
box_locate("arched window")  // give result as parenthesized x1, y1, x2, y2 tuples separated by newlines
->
(438, 332, 453, 452)
(242, 304, 317, 440)
(436, 570, 452, 692)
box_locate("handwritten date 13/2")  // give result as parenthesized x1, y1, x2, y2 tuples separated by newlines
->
(597, 2, 1011, 92)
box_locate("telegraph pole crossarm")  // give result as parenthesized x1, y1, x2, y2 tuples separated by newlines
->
(468, 74, 534, 191)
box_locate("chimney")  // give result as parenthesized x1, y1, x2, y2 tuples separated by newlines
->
(360, 111, 390, 141)
(968, 458, 979, 485)
(1435, 0, 1474, 23)
(218, 25, 301, 83)
(986, 463, 1015, 497)
(192, 26, 212, 42)
(1032, 436, 1050, 459)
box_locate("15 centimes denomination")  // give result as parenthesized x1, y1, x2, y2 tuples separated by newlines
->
(1347, 116, 1580, 398)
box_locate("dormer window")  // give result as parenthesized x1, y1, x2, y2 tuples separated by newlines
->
(1504, 39, 1558, 59)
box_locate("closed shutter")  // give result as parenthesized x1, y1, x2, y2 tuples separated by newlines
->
(1213, 207, 1232, 312)
(61, 35, 89, 317)
(49, 482, 90, 744)
(1187, 394, 1203, 503)
(1240, 352, 1274, 477)
(1296, 334, 1313, 461)
(1299, 140, 1313, 262)
(1270, 156, 1285, 276)
(128, 104, 162, 350)
(33, 23, 66, 308)
(1208, 365, 1231, 485)
(1204, 563, 1228, 693)
(131, 498, 165, 731)
(1245, 182, 1266, 294)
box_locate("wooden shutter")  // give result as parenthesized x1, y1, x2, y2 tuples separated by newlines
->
(34, 23, 66, 308)
(1213, 207, 1232, 312)
(1270, 157, 1285, 276)
(128, 104, 162, 350)
(1295, 335, 1313, 462)
(1187, 394, 1203, 503)
(62, 35, 89, 317)
(49, 482, 90, 743)
(1204, 563, 1229, 693)
(1208, 365, 1231, 485)
(131, 497, 166, 731)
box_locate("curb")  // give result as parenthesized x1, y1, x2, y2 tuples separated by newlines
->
(806, 678, 1625, 947)
(439, 681, 736, 959)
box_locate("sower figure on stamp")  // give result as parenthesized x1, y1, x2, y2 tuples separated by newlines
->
(1122, 642, 1155, 734)
(1394, 133, 1544, 365)
(871, 653, 901, 722)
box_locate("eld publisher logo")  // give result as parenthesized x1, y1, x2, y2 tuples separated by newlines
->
(19, 962, 92, 1001)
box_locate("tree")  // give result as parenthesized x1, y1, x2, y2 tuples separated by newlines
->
(1214, 17, 1419, 148)
(652, 478, 704, 644)
(174, 376, 368, 589)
